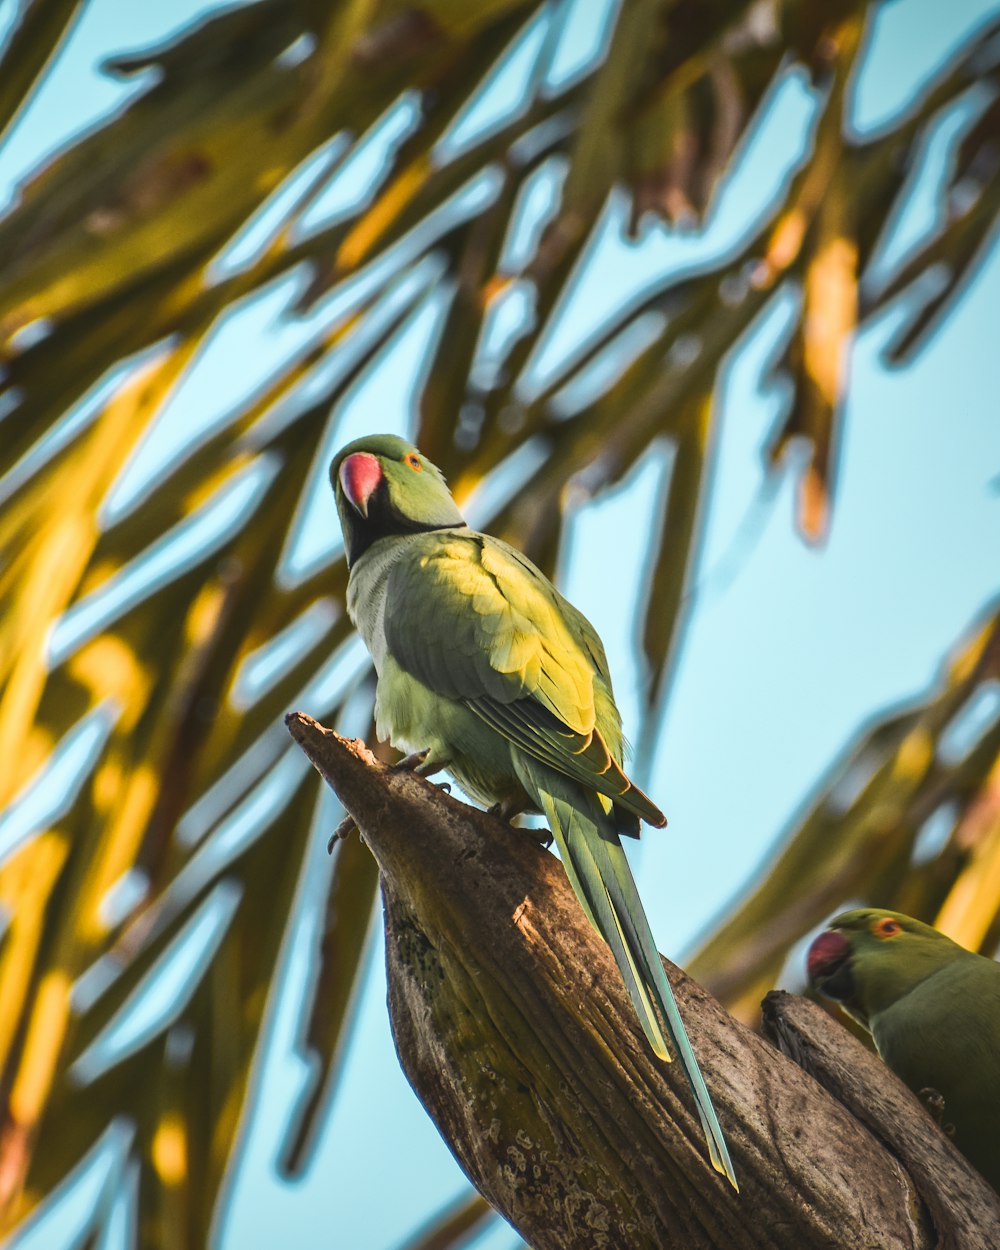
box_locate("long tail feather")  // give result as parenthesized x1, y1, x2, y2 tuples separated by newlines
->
(531, 774, 737, 1190)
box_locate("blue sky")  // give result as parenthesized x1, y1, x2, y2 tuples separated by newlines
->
(4, 0, 1000, 1247)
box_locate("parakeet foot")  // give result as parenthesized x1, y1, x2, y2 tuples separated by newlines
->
(485, 803, 553, 847)
(392, 748, 431, 772)
(919, 1087, 955, 1136)
(327, 814, 359, 853)
(528, 825, 555, 848)
(392, 748, 449, 779)
(486, 797, 530, 824)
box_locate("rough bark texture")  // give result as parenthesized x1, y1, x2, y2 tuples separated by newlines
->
(286, 714, 1000, 1250)
(761, 991, 1000, 1250)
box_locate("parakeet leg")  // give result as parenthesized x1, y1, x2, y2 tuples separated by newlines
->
(487, 796, 530, 822)
(328, 757, 451, 853)
(502, 814, 554, 848)
(391, 748, 452, 779)
(392, 748, 431, 771)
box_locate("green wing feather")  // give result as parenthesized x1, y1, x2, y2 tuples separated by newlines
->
(383, 530, 663, 826)
(383, 527, 736, 1188)
(878, 957, 1000, 1192)
(522, 760, 737, 1189)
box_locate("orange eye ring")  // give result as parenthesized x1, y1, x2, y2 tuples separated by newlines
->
(873, 917, 902, 939)
(405, 453, 423, 472)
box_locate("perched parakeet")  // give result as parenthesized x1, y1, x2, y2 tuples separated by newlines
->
(808, 908, 1000, 1192)
(331, 433, 736, 1188)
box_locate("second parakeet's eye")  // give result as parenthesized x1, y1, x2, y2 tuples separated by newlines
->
(405, 453, 423, 472)
(873, 916, 902, 939)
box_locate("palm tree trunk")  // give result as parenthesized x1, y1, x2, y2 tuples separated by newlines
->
(286, 713, 1000, 1250)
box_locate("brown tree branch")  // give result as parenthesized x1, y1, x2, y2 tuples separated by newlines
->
(285, 713, 1000, 1250)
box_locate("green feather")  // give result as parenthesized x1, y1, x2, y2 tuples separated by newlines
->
(383, 531, 665, 826)
(810, 909, 1000, 1193)
(332, 435, 736, 1189)
(524, 760, 737, 1189)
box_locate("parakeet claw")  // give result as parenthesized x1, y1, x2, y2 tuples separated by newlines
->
(438, 782, 452, 794)
(919, 1087, 954, 1135)
(520, 823, 554, 848)
(327, 814, 358, 852)
(487, 809, 553, 846)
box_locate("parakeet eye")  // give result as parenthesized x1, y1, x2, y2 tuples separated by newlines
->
(405, 453, 423, 472)
(873, 917, 902, 938)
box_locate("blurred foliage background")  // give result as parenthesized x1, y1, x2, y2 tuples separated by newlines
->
(0, 0, 998, 1247)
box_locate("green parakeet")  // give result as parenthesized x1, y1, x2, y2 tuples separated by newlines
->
(808, 908, 1000, 1192)
(330, 433, 736, 1188)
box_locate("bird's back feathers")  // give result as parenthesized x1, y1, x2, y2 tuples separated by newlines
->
(382, 529, 664, 827)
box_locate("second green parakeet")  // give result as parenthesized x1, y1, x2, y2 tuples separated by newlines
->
(808, 907, 1000, 1192)
(330, 433, 736, 1189)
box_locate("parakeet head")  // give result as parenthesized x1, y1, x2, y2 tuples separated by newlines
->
(807, 908, 969, 1028)
(330, 434, 466, 566)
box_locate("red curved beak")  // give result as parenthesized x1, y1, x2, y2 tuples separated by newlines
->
(339, 452, 382, 517)
(806, 928, 851, 984)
